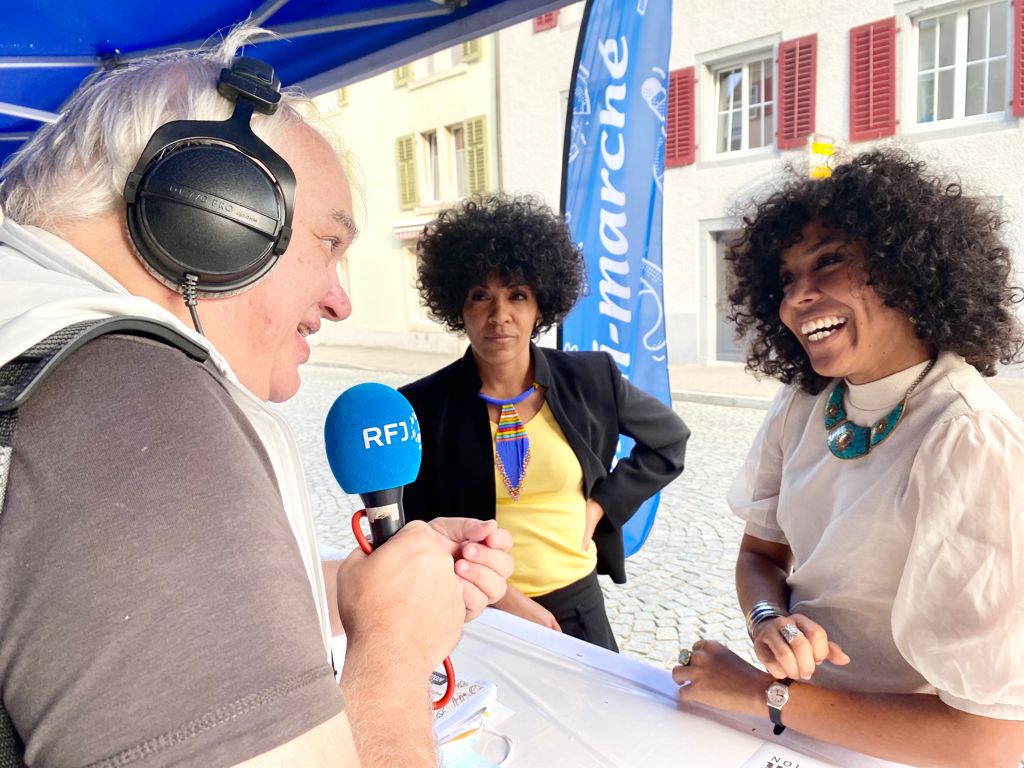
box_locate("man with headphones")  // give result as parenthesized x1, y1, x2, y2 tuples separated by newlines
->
(0, 25, 512, 768)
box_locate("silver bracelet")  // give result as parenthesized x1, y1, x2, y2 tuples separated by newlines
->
(745, 600, 785, 639)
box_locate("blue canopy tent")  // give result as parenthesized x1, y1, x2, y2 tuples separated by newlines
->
(0, 0, 566, 167)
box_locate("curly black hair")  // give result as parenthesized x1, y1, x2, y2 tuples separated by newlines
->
(415, 193, 585, 336)
(727, 147, 1024, 394)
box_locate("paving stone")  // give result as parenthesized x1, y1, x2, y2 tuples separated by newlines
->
(632, 618, 656, 633)
(655, 626, 678, 641)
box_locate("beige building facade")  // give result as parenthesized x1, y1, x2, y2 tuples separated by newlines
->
(316, 1, 1024, 373)
(313, 36, 500, 354)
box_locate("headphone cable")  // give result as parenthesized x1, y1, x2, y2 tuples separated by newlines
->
(182, 274, 205, 336)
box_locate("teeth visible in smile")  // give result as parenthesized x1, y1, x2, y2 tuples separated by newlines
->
(298, 325, 312, 338)
(801, 316, 847, 342)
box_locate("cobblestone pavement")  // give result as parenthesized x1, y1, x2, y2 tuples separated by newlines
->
(275, 362, 765, 671)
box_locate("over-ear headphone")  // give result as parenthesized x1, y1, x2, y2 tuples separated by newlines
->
(124, 57, 295, 296)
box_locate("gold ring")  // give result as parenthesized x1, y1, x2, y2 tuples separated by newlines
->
(678, 648, 693, 666)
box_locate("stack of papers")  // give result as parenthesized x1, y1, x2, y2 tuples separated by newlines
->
(432, 671, 517, 766)
(431, 671, 498, 744)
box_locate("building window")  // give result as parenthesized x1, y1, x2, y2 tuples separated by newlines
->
(313, 88, 348, 112)
(713, 55, 773, 154)
(698, 35, 813, 158)
(915, 1, 1008, 124)
(464, 115, 489, 196)
(534, 12, 559, 32)
(397, 119, 488, 209)
(460, 39, 481, 63)
(1015, 0, 1024, 115)
(850, 17, 897, 141)
(422, 131, 440, 203)
(413, 55, 437, 80)
(666, 67, 696, 167)
(714, 230, 745, 363)
(777, 34, 817, 149)
(408, 41, 478, 82)
(448, 125, 467, 198)
(396, 135, 418, 210)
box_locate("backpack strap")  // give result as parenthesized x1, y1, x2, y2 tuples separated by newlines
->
(0, 317, 209, 766)
(0, 317, 208, 414)
(0, 707, 23, 768)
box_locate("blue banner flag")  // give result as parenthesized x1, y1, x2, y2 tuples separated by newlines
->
(560, 0, 673, 556)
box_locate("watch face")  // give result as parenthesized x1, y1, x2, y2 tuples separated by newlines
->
(766, 683, 789, 707)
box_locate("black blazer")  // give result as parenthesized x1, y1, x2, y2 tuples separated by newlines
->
(399, 345, 689, 583)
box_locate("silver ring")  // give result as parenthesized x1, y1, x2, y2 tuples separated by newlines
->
(678, 648, 692, 666)
(780, 623, 803, 644)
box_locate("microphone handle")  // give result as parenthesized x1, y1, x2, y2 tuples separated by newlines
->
(359, 487, 406, 548)
(348, 489, 456, 711)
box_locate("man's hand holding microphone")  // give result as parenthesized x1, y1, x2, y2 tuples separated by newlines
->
(323, 383, 513, 765)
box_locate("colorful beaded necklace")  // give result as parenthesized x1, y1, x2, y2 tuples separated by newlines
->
(479, 384, 536, 500)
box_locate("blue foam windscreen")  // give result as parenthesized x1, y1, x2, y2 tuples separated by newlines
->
(324, 382, 422, 495)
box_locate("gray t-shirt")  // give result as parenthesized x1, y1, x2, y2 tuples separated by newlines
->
(0, 335, 343, 767)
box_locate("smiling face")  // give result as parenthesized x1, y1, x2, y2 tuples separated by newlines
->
(203, 122, 356, 402)
(778, 220, 930, 384)
(462, 275, 539, 377)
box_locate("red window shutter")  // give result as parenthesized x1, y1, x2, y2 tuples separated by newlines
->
(849, 18, 897, 141)
(666, 67, 696, 167)
(533, 12, 559, 32)
(1015, 0, 1024, 116)
(777, 34, 817, 149)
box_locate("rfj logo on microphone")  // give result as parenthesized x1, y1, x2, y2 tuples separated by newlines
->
(362, 412, 420, 450)
(324, 383, 423, 496)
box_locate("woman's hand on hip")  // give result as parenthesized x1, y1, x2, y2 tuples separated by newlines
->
(581, 498, 605, 552)
(752, 613, 850, 681)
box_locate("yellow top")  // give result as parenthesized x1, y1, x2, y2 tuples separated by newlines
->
(493, 402, 596, 596)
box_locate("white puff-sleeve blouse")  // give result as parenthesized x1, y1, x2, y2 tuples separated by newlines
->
(728, 353, 1024, 719)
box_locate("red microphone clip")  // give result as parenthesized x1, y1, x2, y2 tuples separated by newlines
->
(351, 510, 456, 710)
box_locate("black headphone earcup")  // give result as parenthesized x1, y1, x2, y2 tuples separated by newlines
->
(126, 143, 286, 294)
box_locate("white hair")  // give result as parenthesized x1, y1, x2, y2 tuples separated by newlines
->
(0, 24, 346, 229)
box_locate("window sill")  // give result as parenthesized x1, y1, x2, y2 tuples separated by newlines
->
(407, 65, 469, 91)
(413, 201, 446, 216)
(414, 194, 476, 215)
(696, 147, 779, 170)
(902, 114, 1017, 143)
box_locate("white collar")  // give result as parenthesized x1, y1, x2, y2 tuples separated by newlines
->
(845, 359, 933, 413)
(0, 216, 127, 294)
(0, 213, 240, 392)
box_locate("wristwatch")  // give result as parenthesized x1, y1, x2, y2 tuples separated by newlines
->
(766, 679, 791, 735)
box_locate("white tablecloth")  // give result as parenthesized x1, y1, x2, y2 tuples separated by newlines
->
(449, 609, 913, 768)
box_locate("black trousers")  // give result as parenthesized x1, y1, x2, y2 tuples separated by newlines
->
(533, 569, 619, 652)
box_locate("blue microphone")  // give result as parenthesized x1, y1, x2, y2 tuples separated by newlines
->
(324, 382, 422, 547)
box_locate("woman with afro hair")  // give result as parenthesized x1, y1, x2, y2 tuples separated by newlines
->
(399, 193, 688, 651)
(673, 148, 1024, 767)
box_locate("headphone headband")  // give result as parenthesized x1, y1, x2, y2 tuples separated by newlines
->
(218, 57, 283, 114)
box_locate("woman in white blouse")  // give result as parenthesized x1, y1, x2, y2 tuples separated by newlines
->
(673, 149, 1024, 767)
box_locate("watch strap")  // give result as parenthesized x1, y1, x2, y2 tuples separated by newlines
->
(767, 678, 792, 736)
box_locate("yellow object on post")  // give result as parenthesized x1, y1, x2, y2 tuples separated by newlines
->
(809, 134, 835, 179)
